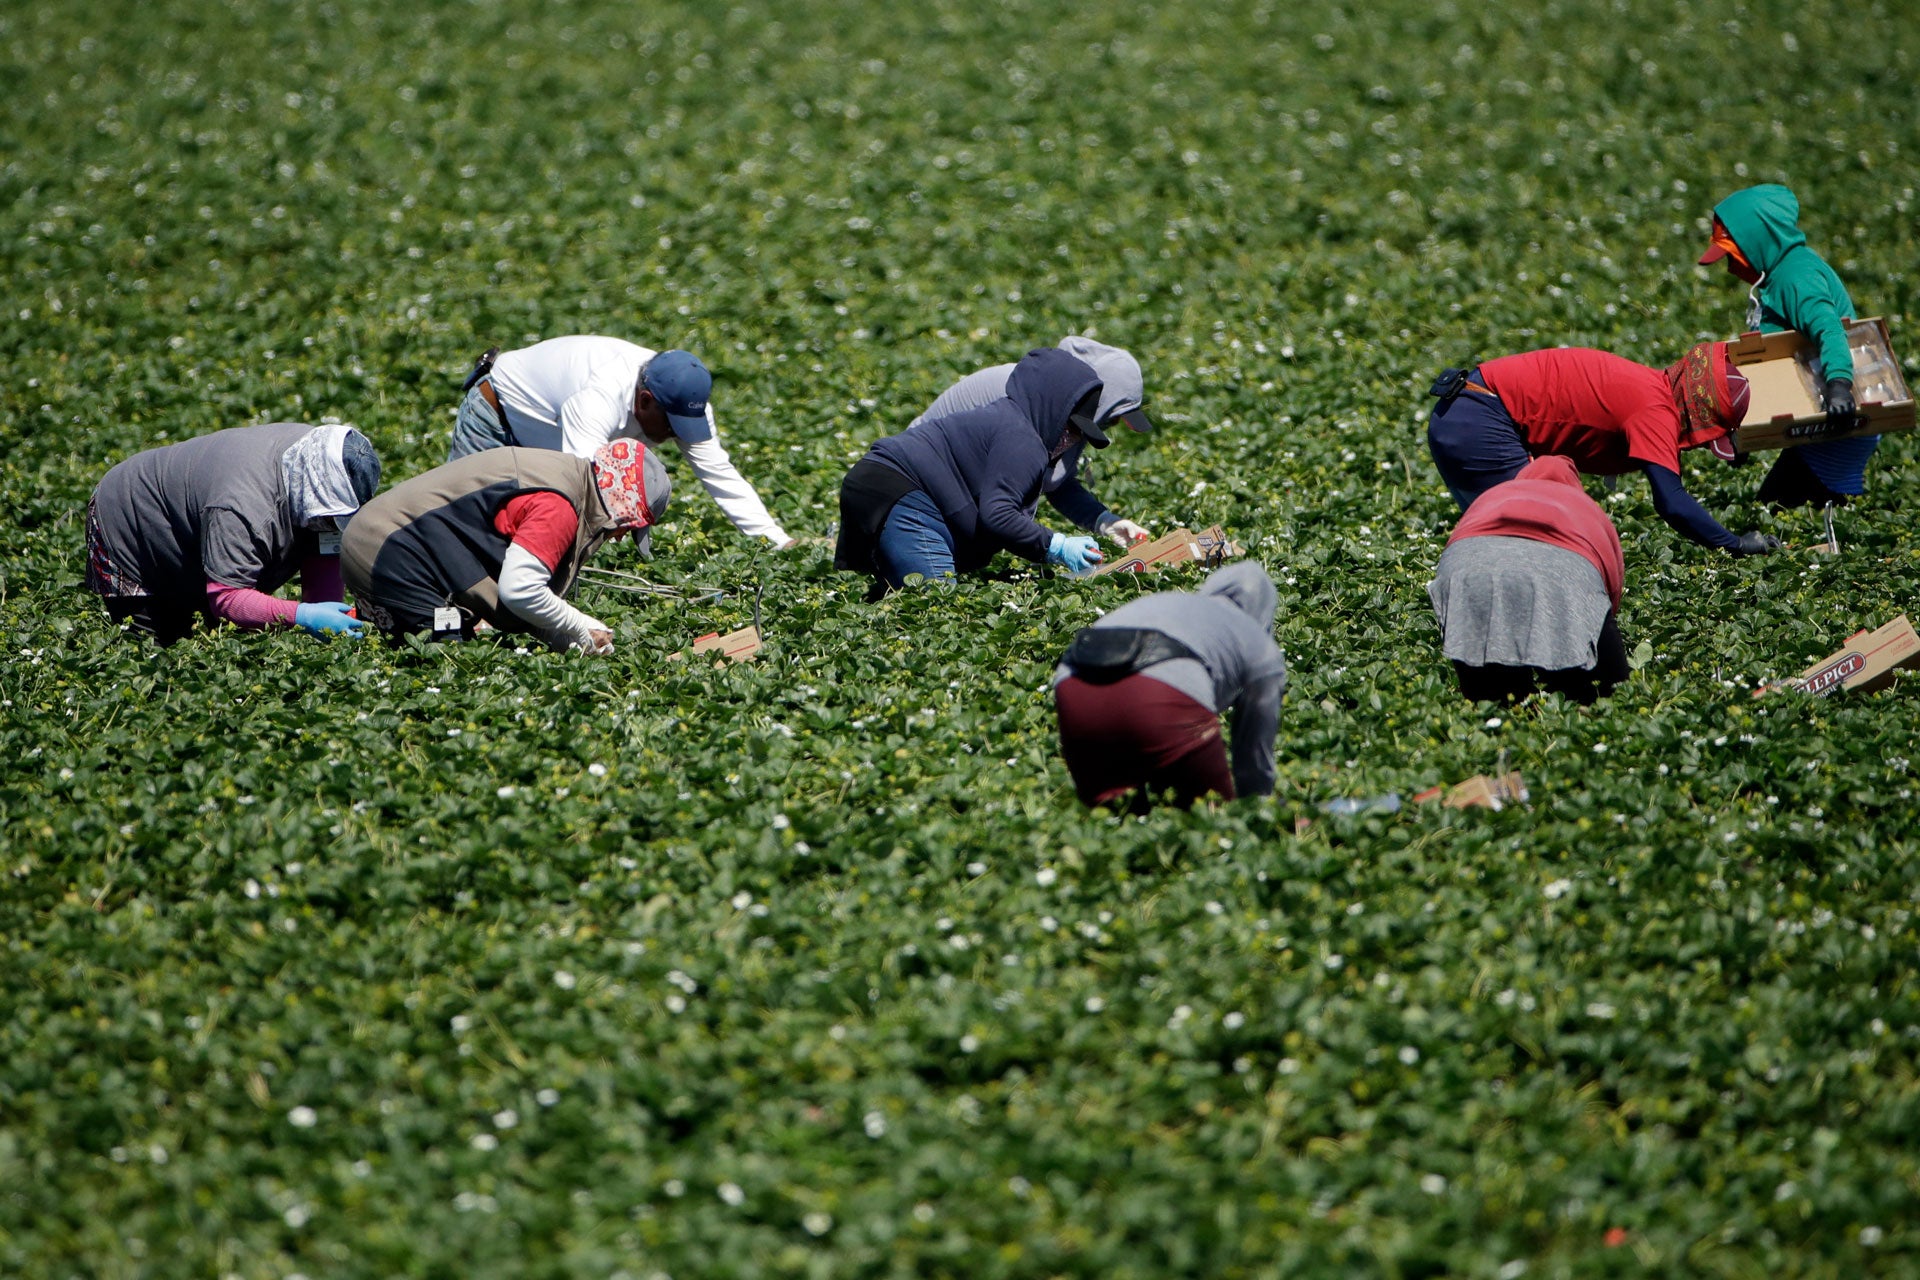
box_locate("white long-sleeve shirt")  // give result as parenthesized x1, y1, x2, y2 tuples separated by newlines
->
(488, 335, 790, 544)
(497, 544, 608, 652)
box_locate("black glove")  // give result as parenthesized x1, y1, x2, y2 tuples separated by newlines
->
(1823, 377, 1858, 426)
(1730, 530, 1783, 557)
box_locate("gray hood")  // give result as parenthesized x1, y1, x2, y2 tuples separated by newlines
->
(1199, 561, 1277, 633)
(1057, 336, 1144, 428)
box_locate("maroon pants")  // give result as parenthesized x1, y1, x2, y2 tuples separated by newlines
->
(1055, 674, 1233, 809)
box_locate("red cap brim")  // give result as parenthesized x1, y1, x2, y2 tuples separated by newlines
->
(1698, 243, 1729, 265)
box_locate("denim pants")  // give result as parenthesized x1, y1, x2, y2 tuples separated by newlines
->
(447, 386, 511, 461)
(875, 489, 957, 589)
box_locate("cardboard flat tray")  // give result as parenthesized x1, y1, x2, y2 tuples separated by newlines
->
(1093, 525, 1242, 575)
(1727, 317, 1914, 452)
(670, 625, 763, 664)
(1412, 771, 1529, 811)
(1763, 614, 1920, 696)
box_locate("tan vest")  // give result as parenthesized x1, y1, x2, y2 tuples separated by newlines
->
(342, 448, 615, 631)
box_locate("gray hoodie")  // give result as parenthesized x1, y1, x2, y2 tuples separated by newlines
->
(1055, 561, 1287, 797)
(909, 337, 1148, 531)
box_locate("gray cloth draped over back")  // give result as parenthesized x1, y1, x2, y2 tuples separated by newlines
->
(1427, 536, 1612, 672)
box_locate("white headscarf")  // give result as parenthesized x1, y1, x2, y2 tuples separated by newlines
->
(282, 424, 364, 528)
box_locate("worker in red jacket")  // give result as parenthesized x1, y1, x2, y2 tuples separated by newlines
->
(1426, 341, 1780, 556)
(1428, 455, 1628, 704)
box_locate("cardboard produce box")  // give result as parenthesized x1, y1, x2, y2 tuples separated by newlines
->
(1764, 614, 1920, 697)
(670, 625, 762, 664)
(1094, 525, 1242, 575)
(1727, 317, 1914, 453)
(1412, 771, 1529, 811)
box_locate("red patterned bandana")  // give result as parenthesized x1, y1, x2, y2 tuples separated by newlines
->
(1665, 341, 1751, 451)
(591, 438, 655, 530)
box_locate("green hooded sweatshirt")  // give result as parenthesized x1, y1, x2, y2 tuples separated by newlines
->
(1712, 184, 1856, 384)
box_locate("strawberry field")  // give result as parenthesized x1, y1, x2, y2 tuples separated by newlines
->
(6, 0, 1920, 1275)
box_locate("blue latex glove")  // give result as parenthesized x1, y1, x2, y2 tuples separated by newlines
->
(1047, 531, 1104, 576)
(295, 601, 366, 637)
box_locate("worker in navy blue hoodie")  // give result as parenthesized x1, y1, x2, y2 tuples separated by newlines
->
(834, 347, 1107, 591)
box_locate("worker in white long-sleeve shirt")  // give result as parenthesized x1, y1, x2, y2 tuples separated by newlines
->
(450, 335, 792, 547)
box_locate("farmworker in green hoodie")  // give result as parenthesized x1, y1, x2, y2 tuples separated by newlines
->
(85, 423, 380, 644)
(1699, 183, 1873, 506)
(342, 437, 669, 653)
(1052, 561, 1286, 809)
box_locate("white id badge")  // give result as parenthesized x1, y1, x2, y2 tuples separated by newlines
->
(317, 531, 342, 555)
(433, 606, 462, 632)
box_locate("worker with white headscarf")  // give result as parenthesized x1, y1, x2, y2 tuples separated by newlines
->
(85, 423, 380, 643)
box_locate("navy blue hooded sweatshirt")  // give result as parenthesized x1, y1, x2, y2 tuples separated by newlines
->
(861, 347, 1102, 572)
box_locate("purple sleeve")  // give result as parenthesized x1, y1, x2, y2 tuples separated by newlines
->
(302, 554, 344, 603)
(206, 582, 299, 629)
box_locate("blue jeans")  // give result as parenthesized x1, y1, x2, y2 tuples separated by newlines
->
(875, 489, 957, 589)
(1427, 384, 1532, 510)
(448, 386, 511, 461)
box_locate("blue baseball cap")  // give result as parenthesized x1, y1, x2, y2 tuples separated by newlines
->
(642, 349, 714, 443)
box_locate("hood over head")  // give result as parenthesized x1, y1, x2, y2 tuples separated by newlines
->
(1005, 347, 1105, 455)
(1199, 560, 1277, 634)
(1703, 184, 1806, 276)
(1664, 340, 1751, 451)
(591, 437, 672, 556)
(284, 424, 380, 529)
(1056, 336, 1153, 433)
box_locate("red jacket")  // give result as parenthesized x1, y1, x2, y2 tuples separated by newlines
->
(1448, 455, 1625, 609)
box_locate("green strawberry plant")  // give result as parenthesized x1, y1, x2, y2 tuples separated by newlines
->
(3, 0, 1919, 1275)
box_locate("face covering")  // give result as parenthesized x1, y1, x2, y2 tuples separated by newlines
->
(283, 425, 376, 529)
(1666, 341, 1752, 451)
(591, 438, 674, 557)
(1705, 222, 1762, 285)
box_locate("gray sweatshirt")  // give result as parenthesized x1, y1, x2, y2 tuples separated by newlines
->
(1055, 561, 1287, 797)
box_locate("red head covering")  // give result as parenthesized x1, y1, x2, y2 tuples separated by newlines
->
(1664, 340, 1750, 452)
(1448, 455, 1625, 609)
(590, 438, 671, 538)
